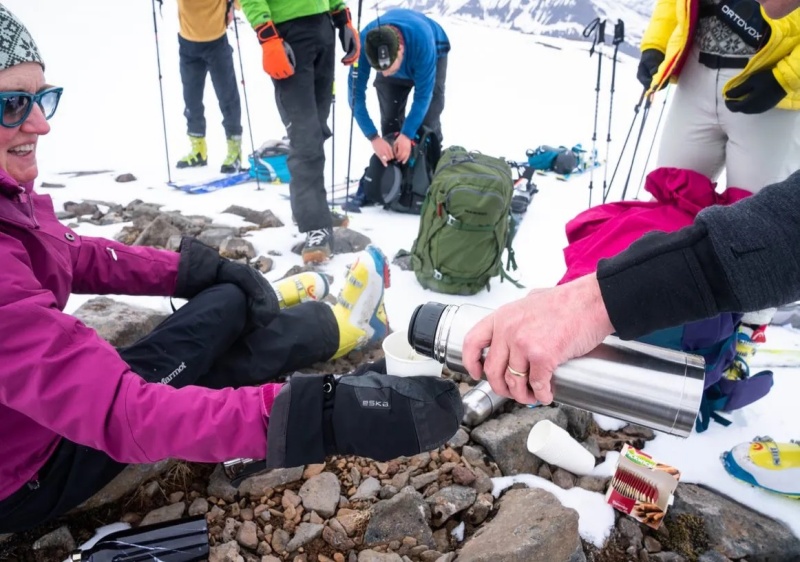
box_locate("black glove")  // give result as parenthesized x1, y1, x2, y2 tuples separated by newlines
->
(637, 49, 665, 90)
(265, 369, 463, 468)
(331, 7, 360, 65)
(174, 237, 279, 328)
(725, 69, 787, 114)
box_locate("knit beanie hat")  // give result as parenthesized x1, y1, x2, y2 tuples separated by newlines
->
(0, 4, 44, 71)
(365, 26, 401, 71)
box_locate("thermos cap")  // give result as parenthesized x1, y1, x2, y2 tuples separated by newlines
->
(408, 302, 448, 359)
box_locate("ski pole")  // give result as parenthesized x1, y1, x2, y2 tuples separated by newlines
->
(151, 0, 172, 184)
(583, 17, 606, 208)
(603, 89, 646, 203)
(635, 85, 671, 199)
(230, 4, 262, 191)
(602, 19, 624, 202)
(331, 80, 336, 209)
(620, 93, 653, 201)
(344, 0, 365, 210)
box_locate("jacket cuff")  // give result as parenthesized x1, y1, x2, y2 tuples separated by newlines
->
(174, 237, 220, 298)
(596, 224, 727, 339)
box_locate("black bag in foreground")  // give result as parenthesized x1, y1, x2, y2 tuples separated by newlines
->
(265, 367, 463, 468)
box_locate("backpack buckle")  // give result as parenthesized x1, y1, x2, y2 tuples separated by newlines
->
(433, 269, 443, 281)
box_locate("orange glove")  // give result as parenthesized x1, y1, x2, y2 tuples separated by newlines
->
(256, 21, 295, 79)
(331, 8, 360, 65)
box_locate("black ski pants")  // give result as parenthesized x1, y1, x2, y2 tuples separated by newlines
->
(273, 14, 336, 233)
(0, 283, 338, 534)
(179, 33, 243, 139)
(375, 56, 448, 144)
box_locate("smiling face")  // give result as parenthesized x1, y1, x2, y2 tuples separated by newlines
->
(0, 62, 50, 184)
(757, 0, 800, 18)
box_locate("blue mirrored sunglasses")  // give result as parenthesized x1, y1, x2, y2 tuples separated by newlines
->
(0, 87, 63, 128)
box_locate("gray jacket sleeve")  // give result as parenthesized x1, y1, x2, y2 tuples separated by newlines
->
(596, 170, 800, 339)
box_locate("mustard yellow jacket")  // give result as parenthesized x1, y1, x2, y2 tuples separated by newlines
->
(641, 0, 800, 110)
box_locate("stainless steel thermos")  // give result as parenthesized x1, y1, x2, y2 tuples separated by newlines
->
(408, 302, 707, 438)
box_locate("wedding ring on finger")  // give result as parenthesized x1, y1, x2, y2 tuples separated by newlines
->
(506, 365, 528, 378)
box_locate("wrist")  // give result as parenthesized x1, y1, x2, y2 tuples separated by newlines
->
(577, 273, 615, 339)
(331, 7, 351, 27)
(368, 133, 380, 141)
(256, 21, 278, 44)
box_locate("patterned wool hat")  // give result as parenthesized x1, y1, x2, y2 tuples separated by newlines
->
(365, 26, 401, 71)
(0, 4, 44, 71)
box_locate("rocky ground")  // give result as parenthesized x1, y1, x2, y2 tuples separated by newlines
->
(1, 196, 799, 562)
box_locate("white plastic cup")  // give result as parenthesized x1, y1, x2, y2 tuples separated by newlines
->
(526, 419, 595, 476)
(382, 331, 443, 377)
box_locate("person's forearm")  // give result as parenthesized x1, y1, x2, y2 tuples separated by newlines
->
(597, 170, 800, 339)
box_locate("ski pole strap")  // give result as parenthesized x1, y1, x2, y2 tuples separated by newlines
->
(613, 19, 625, 45)
(696, 394, 733, 433)
(583, 17, 606, 56)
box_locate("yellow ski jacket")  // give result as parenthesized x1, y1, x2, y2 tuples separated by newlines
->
(641, 0, 800, 110)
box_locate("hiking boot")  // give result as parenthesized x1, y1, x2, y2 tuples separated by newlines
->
(221, 135, 242, 174)
(176, 135, 208, 169)
(332, 245, 391, 358)
(302, 228, 333, 264)
(273, 271, 330, 309)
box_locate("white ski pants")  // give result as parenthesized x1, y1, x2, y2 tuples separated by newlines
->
(657, 48, 800, 193)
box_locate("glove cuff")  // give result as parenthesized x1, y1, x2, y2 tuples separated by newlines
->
(174, 237, 221, 299)
(331, 7, 351, 28)
(256, 21, 279, 43)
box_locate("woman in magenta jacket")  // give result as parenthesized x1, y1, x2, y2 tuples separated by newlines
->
(0, 5, 461, 534)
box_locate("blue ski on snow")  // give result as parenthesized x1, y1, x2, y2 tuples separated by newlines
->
(169, 171, 263, 194)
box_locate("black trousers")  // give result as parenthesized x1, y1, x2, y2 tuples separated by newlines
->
(179, 33, 243, 138)
(0, 284, 338, 534)
(273, 14, 336, 233)
(375, 56, 448, 144)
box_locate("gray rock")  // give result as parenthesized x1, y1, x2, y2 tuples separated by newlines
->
(285, 522, 324, 553)
(358, 550, 403, 562)
(133, 215, 181, 247)
(56, 210, 75, 220)
(41, 182, 66, 188)
(470, 407, 568, 476)
(670, 484, 800, 560)
(219, 237, 256, 260)
(74, 459, 175, 511)
(645, 536, 662, 553)
(236, 520, 259, 551)
(332, 228, 372, 254)
(364, 487, 434, 548)
(238, 466, 305, 498)
(391, 251, 412, 271)
(223, 205, 284, 228)
(140, 501, 186, 526)
(560, 405, 593, 441)
(649, 554, 687, 562)
(188, 497, 210, 516)
(271, 528, 291, 554)
(322, 525, 356, 551)
(466, 492, 494, 525)
(435, 554, 457, 562)
(697, 551, 732, 562)
(471, 472, 493, 495)
(577, 475, 608, 493)
(64, 200, 99, 216)
(32, 526, 75, 552)
(254, 256, 274, 273)
(73, 297, 168, 348)
(166, 234, 183, 251)
(115, 173, 137, 182)
(410, 471, 439, 491)
(618, 516, 644, 549)
(552, 468, 576, 489)
(623, 424, 656, 440)
(352, 476, 382, 501)
(299, 472, 341, 518)
(446, 428, 470, 448)
(379, 485, 399, 499)
(426, 485, 477, 525)
(457, 488, 583, 562)
(126, 201, 163, 221)
(582, 436, 602, 458)
(209, 540, 243, 562)
(198, 227, 239, 249)
(208, 464, 239, 503)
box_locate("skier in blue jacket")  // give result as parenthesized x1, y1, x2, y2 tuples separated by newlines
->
(349, 9, 450, 166)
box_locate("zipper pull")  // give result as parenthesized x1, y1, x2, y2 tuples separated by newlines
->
(106, 247, 118, 261)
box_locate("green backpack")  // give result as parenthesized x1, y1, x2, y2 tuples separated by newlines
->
(410, 146, 520, 295)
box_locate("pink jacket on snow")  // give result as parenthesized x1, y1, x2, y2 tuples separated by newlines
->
(0, 170, 278, 502)
(559, 167, 752, 285)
